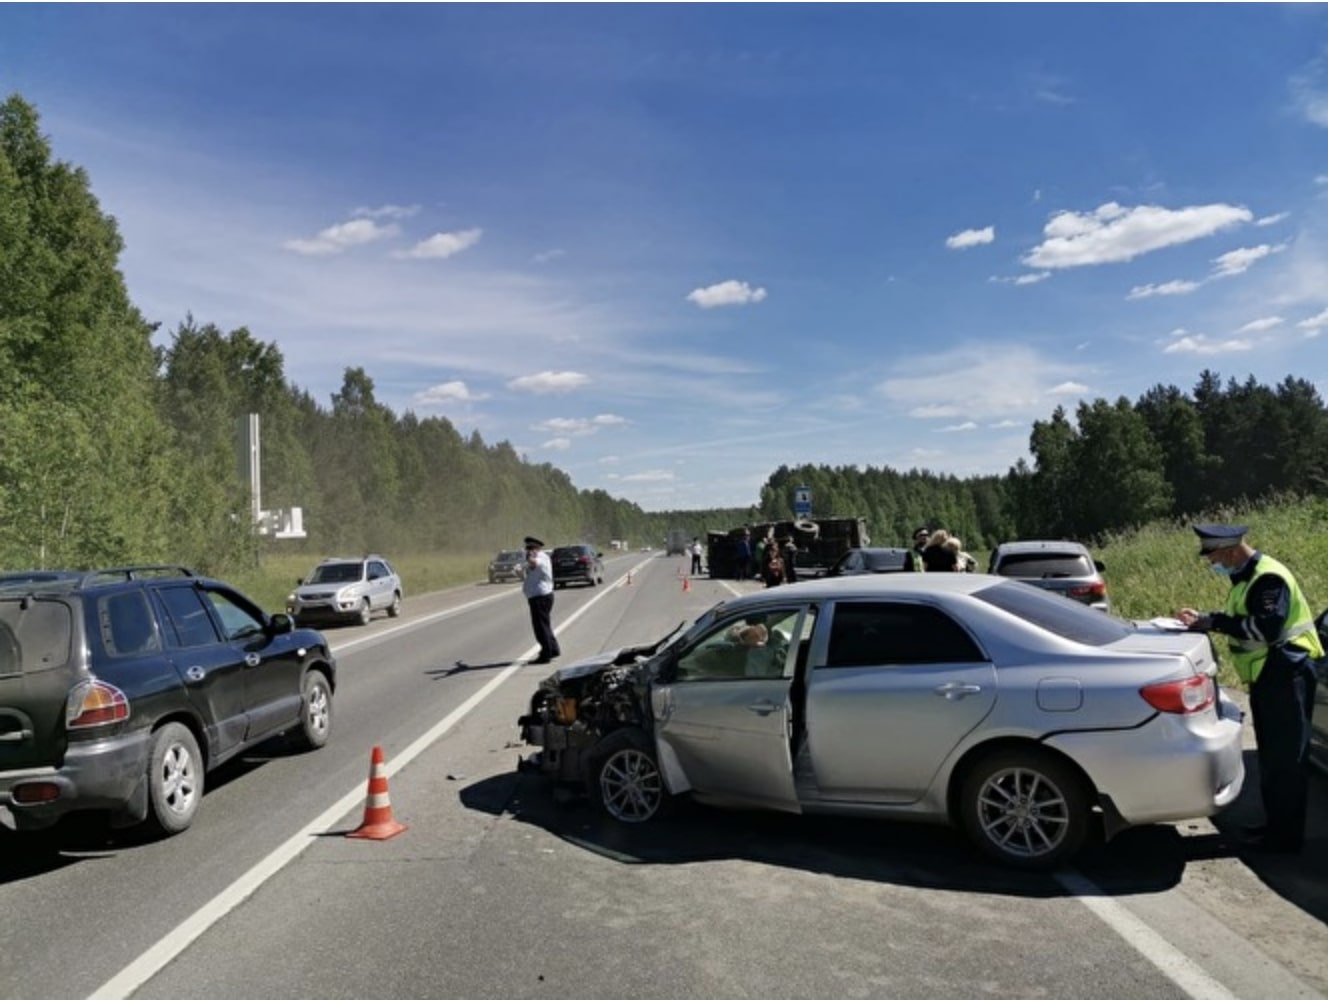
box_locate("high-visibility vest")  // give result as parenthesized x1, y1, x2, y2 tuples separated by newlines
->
(1224, 554, 1323, 684)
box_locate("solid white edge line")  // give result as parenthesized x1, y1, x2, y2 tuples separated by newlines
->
(1055, 869, 1235, 1000)
(88, 557, 654, 1000)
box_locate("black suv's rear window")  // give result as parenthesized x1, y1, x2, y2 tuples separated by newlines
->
(0, 599, 73, 674)
(994, 552, 1094, 578)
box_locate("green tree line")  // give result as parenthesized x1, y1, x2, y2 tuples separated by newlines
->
(5, 92, 1327, 574)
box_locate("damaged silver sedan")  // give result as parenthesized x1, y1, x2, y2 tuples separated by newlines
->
(517, 575, 1245, 869)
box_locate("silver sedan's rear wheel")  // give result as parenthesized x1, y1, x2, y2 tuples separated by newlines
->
(959, 749, 1088, 869)
(591, 729, 667, 824)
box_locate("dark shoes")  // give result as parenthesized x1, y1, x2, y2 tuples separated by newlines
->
(531, 652, 560, 665)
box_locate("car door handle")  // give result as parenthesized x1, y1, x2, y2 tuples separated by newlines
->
(185, 666, 205, 682)
(244, 653, 262, 668)
(934, 682, 983, 700)
(0, 728, 33, 743)
(747, 700, 780, 715)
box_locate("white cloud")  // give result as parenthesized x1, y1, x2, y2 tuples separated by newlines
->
(1047, 381, 1089, 396)
(413, 380, 489, 405)
(507, 371, 592, 393)
(1163, 334, 1253, 355)
(351, 204, 421, 220)
(939, 421, 979, 432)
(1211, 243, 1285, 277)
(879, 343, 1090, 422)
(1298, 307, 1328, 331)
(1256, 212, 1290, 227)
(989, 419, 1022, 429)
(686, 279, 768, 308)
(1236, 316, 1285, 334)
(946, 226, 995, 250)
(620, 469, 677, 483)
(533, 414, 628, 436)
(598, 455, 621, 465)
(990, 271, 1051, 285)
(532, 248, 566, 264)
(1127, 279, 1201, 300)
(283, 218, 400, 255)
(542, 437, 572, 451)
(1023, 202, 1252, 269)
(393, 228, 483, 260)
(1292, 59, 1328, 127)
(1318, 175, 1328, 186)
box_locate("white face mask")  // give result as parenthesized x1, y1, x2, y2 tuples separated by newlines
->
(1210, 561, 1234, 577)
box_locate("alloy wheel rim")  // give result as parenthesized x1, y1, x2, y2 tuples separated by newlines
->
(162, 743, 198, 817)
(976, 766, 1069, 858)
(600, 748, 662, 823)
(307, 684, 329, 736)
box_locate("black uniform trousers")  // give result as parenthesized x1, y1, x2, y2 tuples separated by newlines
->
(527, 593, 559, 660)
(1248, 647, 1317, 848)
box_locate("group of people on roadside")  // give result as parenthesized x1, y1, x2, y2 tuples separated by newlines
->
(911, 526, 977, 573)
(733, 528, 799, 588)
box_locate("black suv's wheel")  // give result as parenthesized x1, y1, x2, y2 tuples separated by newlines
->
(145, 723, 203, 836)
(387, 592, 402, 618)
(357, 598, 372, 626)
(590, 729, 669, 824)
(291, 671, 333, 751)
(958, 748, 1089, 869)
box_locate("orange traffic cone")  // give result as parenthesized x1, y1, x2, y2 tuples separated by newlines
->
(347, 745, 407, 840)
(682, 576, 691, 593)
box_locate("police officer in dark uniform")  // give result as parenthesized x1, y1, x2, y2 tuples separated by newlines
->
(1177, 524, 1322, 853)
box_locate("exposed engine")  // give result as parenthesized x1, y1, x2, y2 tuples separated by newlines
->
(518, 657, 651, 784)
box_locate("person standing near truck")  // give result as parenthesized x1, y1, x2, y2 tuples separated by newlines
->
(690, 537, 704, 576)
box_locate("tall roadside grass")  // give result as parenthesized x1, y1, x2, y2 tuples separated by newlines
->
(1097, 494, 1328, 686)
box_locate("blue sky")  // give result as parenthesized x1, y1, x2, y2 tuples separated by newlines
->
(5, 5, 1328, 512)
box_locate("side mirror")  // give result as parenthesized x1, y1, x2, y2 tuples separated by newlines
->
(269, 612, 295, 635)
(1094, 560, 1106, 573)
(295, 578, 304, 586)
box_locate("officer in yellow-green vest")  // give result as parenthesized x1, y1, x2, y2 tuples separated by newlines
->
(1177, 524, 1322, 853)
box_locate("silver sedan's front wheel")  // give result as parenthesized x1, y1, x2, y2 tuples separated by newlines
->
(591, 730, 667, 824)
(959, 749, 1088, 869)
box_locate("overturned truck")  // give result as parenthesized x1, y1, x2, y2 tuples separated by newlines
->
(706, 516, 869, 580)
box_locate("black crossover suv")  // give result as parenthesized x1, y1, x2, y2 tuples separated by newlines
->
(0, 566, 336, 837)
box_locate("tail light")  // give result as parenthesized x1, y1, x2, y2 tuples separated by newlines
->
(67, 679, 130, 729)
(577, 556, 591, 566)
(1139, 675, 1215, 715)
(1068, 582, 1108, 601)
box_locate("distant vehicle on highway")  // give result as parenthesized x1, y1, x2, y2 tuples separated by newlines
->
(287, 555, 403, 626)
(988, 540, 1109, 612)
(552, 544, 605, 588)
(824, 547, 919, 576)
(488, 549, 526, 584)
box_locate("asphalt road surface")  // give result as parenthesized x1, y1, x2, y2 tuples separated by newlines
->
(4, 552, 1328, 999)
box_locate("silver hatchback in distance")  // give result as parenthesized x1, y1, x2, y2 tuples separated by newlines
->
(287, 555, 403, 627)
(517, 574, 1244, 869)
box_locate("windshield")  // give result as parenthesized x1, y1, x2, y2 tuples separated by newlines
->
(497, 551, 523, 561)
(309, 562, 363, 584)
(973, 580, 1131, 646)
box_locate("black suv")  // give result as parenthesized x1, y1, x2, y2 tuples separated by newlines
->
(552, 545, 605, 588)
(0, 566, 336, 837)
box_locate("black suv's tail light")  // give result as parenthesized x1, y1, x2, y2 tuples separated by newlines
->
(66, 679, 130, 729)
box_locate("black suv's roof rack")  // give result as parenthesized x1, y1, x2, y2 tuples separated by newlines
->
(79, 566, 199, 586)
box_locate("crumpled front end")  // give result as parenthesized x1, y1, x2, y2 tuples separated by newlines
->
(517, 653, 653, 785)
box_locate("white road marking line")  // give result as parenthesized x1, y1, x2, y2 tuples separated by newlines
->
(1055, 869, 1235, 1000)
(88, 562, 647, 1000)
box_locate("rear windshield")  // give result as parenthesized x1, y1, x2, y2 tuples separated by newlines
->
(0, 598, 74, 674)
(973, 581, 1130, 646)
(994, 552, 1094, 579)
